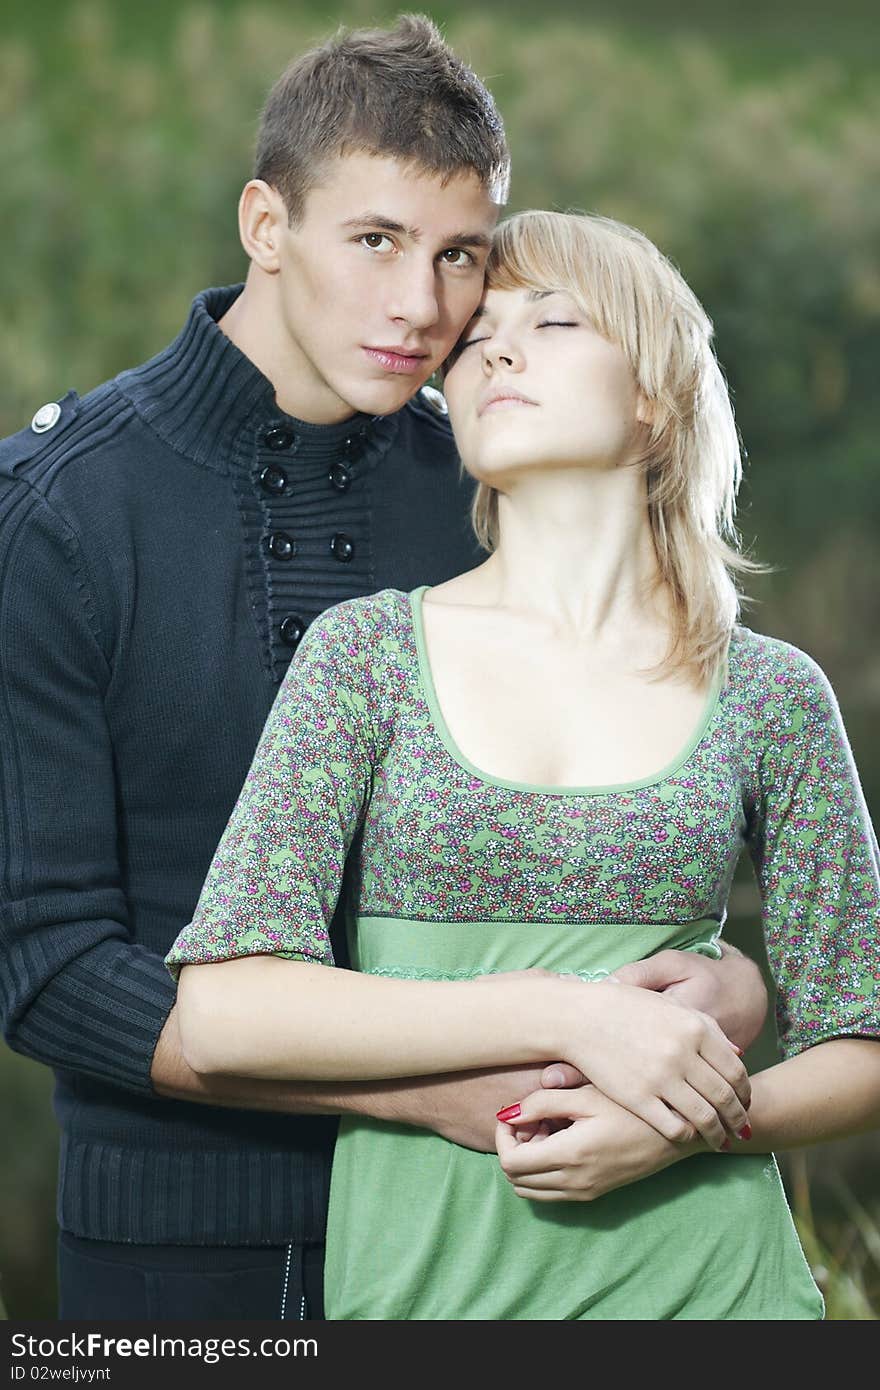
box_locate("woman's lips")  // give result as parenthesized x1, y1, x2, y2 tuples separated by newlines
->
(479, 394, 538, 416)
(363, 347, 428, 374)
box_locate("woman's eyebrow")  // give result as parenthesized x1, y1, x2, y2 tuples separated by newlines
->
(472, 288, 561, 319)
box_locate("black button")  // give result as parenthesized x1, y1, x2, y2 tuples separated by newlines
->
(264, 426, 296, 452)
(267, 531, 295, 561)
(331, 533, 355, 562)
(329, 463, 351, 492)
(342, 431, 366, 460)
(259, 464, 288, 495)
(280, 615, 305, 648)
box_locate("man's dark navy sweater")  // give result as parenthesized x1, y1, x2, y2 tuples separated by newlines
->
(0, 286, 479, 1244)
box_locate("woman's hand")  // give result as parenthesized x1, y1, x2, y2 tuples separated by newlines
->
(495, 1084, 707, 1201)
(551, 976, 751, 1150)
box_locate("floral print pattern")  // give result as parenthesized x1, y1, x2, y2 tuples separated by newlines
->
(166, 589, 880, 1058)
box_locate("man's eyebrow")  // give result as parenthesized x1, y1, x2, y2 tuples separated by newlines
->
(449, 231, 493, 250)
(340, 214, 492, 249)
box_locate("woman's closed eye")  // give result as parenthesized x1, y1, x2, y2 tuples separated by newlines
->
(455, 321, 578, 353)
(448, 318, 581, 368)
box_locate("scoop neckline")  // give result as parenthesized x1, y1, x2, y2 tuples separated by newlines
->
(408, 584, 727, 797)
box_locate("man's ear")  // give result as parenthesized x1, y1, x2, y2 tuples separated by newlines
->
(237, 179, 286, 273)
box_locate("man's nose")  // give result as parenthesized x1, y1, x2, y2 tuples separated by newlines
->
(388, 261, 441, 332)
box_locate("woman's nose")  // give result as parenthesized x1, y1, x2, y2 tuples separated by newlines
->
(481, 335, 522, 371)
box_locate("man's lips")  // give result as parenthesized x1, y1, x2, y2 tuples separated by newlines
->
(478, 389, 539, 417)
(363, 346, 430, 375)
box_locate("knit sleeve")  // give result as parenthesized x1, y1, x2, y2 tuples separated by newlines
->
(0, 486, 176, 1095)
(166, 599, 379, 976)
(745, 642, 880, 1058)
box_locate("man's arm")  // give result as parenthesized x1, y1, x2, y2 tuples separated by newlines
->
(0, 485, 179, 1095)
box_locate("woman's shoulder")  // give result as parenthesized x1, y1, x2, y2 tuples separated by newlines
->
(728, 624, 842, 725)
(300, 588, 413, 650)
(292, 590, 418, 704)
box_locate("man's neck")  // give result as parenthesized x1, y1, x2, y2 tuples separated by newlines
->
(217, 274, 357, 426)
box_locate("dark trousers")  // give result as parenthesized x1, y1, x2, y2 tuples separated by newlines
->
(58, 1232, 325, 1320)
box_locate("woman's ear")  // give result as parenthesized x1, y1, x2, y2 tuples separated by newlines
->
(636, 391, 655, 427)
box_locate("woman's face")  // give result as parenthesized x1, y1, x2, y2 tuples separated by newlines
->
(443, 285, 645, 486)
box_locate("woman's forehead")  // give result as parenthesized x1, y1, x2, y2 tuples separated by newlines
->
(474, 285, 573, 317)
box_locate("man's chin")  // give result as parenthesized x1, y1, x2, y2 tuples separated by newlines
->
(343, 372, 432, 418)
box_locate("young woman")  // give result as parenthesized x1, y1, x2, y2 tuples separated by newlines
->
(167, 211, 880, 1320)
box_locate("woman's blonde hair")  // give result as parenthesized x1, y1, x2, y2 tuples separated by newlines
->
(472, 210, 760, 679)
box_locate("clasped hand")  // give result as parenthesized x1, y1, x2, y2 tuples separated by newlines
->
(555, 972, 750, 1149)
(495, 1082, 706, 1202)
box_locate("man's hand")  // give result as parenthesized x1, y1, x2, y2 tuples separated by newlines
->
(496, 1084, 707, 1202)
(392, 1063, 586, 1151)
(611, 943, 768, 1052)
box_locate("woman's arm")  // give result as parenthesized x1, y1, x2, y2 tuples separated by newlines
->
(151, 1001, 587, 1151)
(744, 1037, 880, 1148)
(176, 955, 750, 1149)
(745, 643, 879, 1065)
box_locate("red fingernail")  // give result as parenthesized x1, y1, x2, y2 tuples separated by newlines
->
(730, 1043, 743, 1056)
(496, 1104, 521, 1123)
(720, 1138, 731, 1151)
(738, 1124, 752, 1141)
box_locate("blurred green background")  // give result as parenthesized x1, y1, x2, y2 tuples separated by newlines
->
(1, 0, 878, 1319)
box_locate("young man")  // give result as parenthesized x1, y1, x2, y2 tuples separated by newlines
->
(0, 16, 764, 1320)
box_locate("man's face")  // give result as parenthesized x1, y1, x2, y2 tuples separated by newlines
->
(274, 152, 499, 423)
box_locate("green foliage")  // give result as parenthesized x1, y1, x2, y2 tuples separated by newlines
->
(786, 1152, 880, 1319)
(1, 1, 877, 1321)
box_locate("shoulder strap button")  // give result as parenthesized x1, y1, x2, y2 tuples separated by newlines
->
(419, 385, 448, 416)
(31, 402, 62, 433)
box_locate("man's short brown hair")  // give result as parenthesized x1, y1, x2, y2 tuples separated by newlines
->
(254, 13, 510, 223)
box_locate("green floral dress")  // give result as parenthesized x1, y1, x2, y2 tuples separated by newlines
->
(167, 587, 880, 1320)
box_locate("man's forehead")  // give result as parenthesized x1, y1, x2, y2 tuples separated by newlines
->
(307, 150, 498, 235)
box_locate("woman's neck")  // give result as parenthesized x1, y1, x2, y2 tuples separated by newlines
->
(475, 466, 666, 643)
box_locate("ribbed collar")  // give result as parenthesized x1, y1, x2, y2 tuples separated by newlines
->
(113, 285, 383, 471)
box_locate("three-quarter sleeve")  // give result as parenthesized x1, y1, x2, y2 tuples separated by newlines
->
(165, 601, 375, 977)
(746, 642, 880, 1058)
